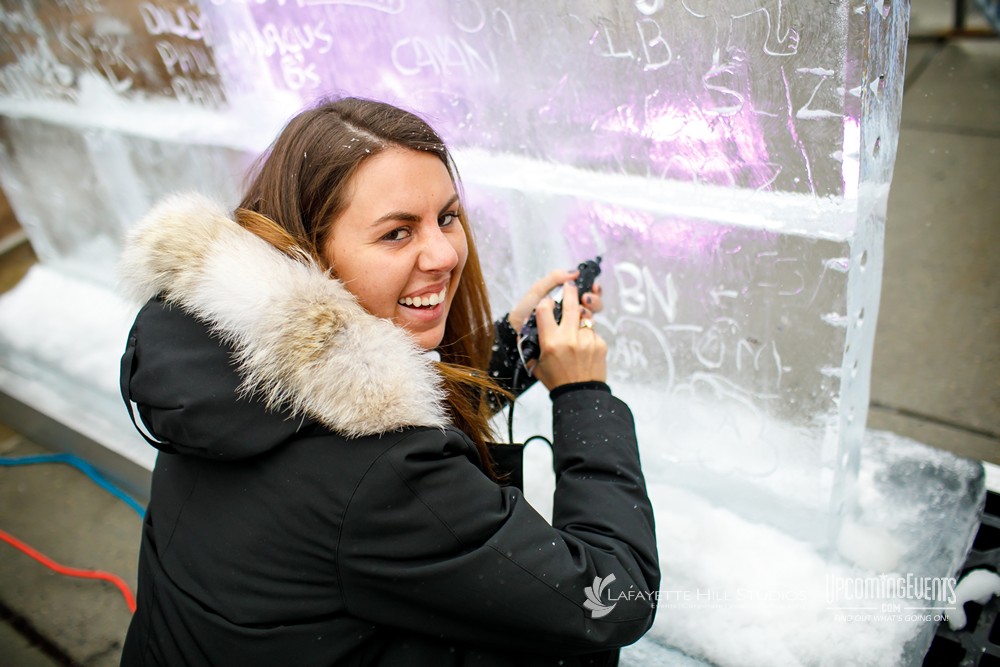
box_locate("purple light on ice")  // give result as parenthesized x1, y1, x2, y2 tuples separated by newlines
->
(565, 203, 734, 263)
(591, 93, 774, 190)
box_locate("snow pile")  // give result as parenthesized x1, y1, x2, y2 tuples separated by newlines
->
(947, 569, 1000, 631)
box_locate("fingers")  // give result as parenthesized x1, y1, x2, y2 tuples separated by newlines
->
(529, 270, 600, 308)
(581, 293, 601, 313)
(534, 296, 559, 340)
(532, 269, 577, 301)
(580, 280, 603, 314)
(530, 303, 608, 390)
(534, 282, 589, 352)
(509, 269, 580, 332)
(560, 281, 581, 329)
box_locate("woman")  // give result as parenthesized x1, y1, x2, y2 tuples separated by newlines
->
(119, 97, 658, 666)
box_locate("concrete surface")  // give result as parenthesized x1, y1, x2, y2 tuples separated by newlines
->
(869, 35, 1000, 464)
(0, 3, 997, 665)
(0, 423, 140, 667)
(909, 0, 994, 35)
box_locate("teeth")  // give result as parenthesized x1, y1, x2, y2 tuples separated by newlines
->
(399, 287, 447, 308)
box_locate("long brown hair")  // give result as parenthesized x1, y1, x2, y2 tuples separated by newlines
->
(236, 97, 508, 476)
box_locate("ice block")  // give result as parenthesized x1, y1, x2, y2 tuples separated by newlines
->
(0, 0, 908, 552)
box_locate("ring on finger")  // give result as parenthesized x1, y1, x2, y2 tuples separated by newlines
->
(579, 319, 594, 330)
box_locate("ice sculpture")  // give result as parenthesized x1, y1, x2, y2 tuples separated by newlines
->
(0, 2, 985, 665)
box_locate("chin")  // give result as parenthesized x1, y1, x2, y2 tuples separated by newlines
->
(418, 332, 445, 351)
(401, 324, 443, 352)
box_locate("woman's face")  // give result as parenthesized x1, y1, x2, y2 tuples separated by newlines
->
(324, 147, 468, 351)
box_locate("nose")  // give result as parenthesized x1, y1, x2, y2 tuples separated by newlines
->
(417, 224, 459, 274)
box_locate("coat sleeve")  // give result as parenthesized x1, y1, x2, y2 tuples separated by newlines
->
(337, 388, 659, 655)
(486, 315, 537, 412)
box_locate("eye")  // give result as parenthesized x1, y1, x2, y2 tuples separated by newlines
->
(381, 227, 411, 242)
(439, 211, 460, 227)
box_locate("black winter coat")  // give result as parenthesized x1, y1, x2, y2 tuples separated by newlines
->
(118, 194, 659, 666)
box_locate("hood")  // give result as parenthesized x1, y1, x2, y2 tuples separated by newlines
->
(119, 193, 448, 457)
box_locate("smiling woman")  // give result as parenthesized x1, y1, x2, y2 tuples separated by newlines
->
(232, 98, 500, 460)
(324, 147, 469, 352)
(117, 97, 658, 666)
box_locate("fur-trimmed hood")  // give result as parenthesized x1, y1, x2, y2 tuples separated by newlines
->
(120, 192, 448, 439)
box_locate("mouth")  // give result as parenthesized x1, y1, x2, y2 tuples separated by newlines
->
(397, 286, 448, 309)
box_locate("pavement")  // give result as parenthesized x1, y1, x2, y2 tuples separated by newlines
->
(0, 3, 997, 666)
(0, 426, 139, 667)
(868, 34, 1000, 464)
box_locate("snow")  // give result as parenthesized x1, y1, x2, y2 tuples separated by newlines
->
(947, 569, 1000, 631)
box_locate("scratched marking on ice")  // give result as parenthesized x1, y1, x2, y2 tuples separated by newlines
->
(207, 0, 405, 12)
(301, 0, 404, 12)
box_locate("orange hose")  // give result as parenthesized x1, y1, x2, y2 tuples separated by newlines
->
(0, 527, 136, 613)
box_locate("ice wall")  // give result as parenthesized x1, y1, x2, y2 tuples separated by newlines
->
(0, 2, 908, 548)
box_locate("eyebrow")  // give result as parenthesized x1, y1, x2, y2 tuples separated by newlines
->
(371, 194, 460, 227)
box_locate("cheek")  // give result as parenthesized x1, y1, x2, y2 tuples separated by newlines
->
(330, 250, 388, 317)
(347, 257, 410, 319)
(453, 231, 470, 278)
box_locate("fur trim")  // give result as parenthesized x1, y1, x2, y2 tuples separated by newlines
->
(119, 192, 448, 436)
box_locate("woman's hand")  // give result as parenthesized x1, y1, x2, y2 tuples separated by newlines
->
(508, 269, 603, 334)
(529, 281, 607, 390)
